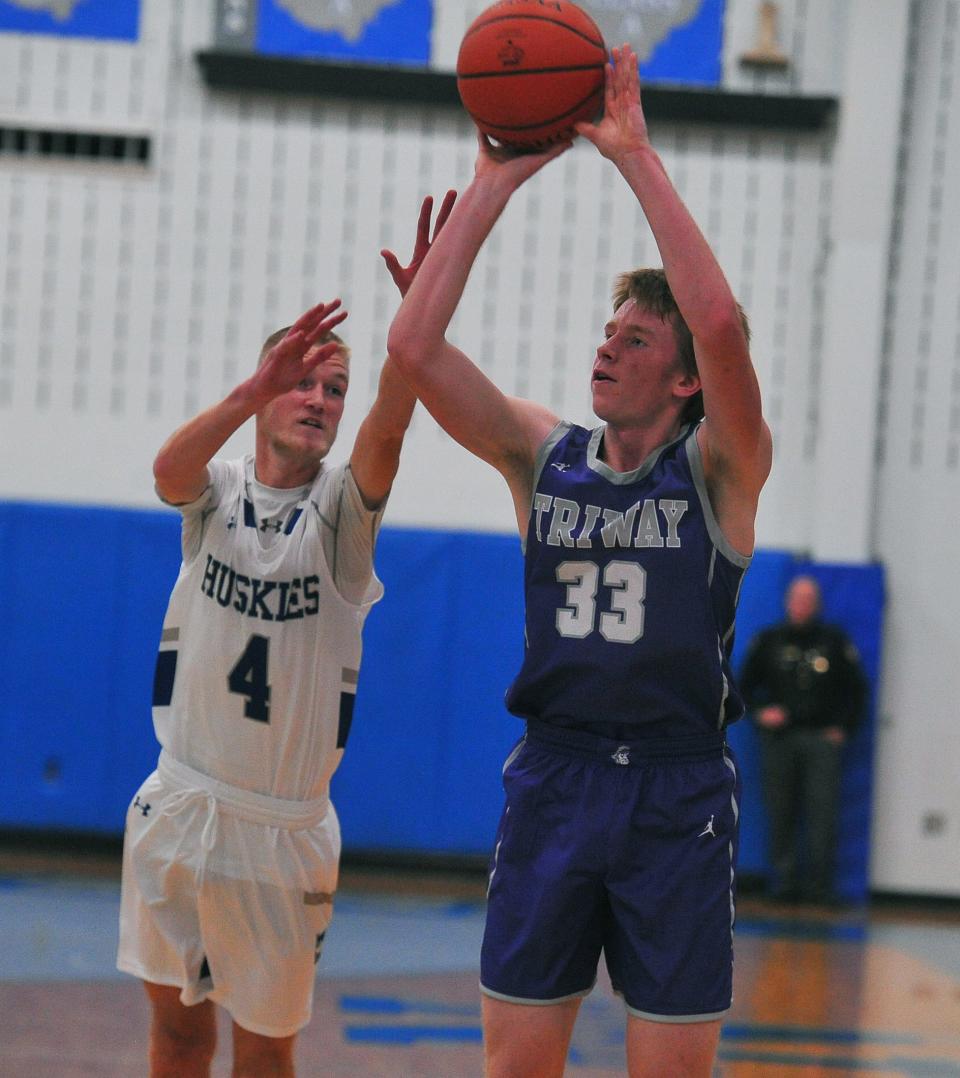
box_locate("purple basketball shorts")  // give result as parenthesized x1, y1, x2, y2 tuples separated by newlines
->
(480, 721, 741, 1021)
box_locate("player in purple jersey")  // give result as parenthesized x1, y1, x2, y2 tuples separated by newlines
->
(388, 47, 771, 1078)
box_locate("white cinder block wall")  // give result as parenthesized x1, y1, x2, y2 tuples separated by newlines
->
(0, 0, 957, 895)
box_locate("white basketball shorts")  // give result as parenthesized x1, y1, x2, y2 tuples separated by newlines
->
(117, 752, 340, 1038)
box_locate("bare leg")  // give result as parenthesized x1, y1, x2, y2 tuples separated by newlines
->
(144, 981, 216, 1078)
(625, 1014, 721, 1078)
(232, 1021, 297, 1078)
(481, 994, 582, 1078)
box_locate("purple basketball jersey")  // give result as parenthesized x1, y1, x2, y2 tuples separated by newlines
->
(505, 421, 751, 738)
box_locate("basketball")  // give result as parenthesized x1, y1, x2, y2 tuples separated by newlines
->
(456, 0, 607, 148)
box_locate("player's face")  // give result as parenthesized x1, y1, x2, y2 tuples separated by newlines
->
(591, 300, 697, 425)
(258, 348, 349, 464)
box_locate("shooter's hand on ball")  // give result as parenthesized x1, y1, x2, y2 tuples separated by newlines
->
(576, 44, 650, 162)
(473, 130, 572, 192)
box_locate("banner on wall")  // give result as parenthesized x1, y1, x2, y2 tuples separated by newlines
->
(215, 0, 434, 66)
(588, 0, 725, 86)
(213, 0, 724, 86)
(0, 0, 140, 41)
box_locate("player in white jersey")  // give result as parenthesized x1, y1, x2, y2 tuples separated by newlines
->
(118, 192, 455, 1078)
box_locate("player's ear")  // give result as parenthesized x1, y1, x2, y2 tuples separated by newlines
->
(674, 371, 701, 398)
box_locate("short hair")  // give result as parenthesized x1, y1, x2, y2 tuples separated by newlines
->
(257, 325, 351, 368)
(611, 268, 750, 425)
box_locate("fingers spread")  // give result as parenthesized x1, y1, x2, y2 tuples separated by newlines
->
(304, 306, 347, 344)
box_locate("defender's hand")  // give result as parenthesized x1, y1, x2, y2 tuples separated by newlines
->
(250, 300, 347, 403)
(381, 189, 458, 297)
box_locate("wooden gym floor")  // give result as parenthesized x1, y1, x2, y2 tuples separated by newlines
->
(1, 841, 959, 1077)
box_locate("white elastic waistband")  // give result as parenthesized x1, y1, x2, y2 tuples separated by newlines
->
(158, 750, 329, 830)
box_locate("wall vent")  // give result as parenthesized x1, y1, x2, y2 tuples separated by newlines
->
(0, 126, 150, 164)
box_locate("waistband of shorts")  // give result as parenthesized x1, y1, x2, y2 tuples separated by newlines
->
(524, 720, 726, 763)
(158, 750, 329, 829)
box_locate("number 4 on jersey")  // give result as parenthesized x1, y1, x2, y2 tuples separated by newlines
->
(228, 634, 271, 723)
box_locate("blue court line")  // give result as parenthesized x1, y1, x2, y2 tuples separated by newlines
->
(442, 900, 486, 918)
(340, 995, 479, 1017)
(717, 1048, 960, 1074)
(736, 917, 868, 941)
(344, 1024, 482, 1044)
(722, 1023, 920, 1045)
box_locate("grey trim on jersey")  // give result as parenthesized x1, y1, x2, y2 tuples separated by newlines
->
(725, 749, 739, 934)
(522, 421, 574, 554)
(723, 573, 747, 647)
(715, 635, 730, 730)
(585, 424, 687, 485)
(683, 425, 752, 569)
(532, 421, 573, 489)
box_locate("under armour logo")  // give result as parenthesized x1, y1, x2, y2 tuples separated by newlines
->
(611, 745, 631, 766)
(227, 516, 236, 529)
(698, 815, 716, 838)
(551, 462, 571, 472)
(134, 796, 151, 817)
(260, 518, 283, 533)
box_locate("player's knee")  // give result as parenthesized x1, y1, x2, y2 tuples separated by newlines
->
(232, 1030, 295, 1078)
(150, 1013, 216, 1072)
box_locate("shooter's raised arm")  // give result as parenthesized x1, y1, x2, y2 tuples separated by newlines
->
(387, 136, 569, 514)
(577, 46, 771, 545)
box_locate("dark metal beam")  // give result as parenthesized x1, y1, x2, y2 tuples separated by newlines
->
(195, 51, 837, 131)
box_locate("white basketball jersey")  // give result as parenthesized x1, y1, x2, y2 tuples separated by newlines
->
(151, 456, 383, 801)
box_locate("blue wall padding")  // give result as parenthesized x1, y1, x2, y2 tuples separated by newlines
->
(0, 502, 884, 900)
(332, 528, 526, 854)
(0, 503, 180, 830)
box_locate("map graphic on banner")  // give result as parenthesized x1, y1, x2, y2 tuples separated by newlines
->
(587, 0, 724, 86)
(238, 0, 722, 85)
(256, 0, 433, 66)
(0, 0, 140, 40)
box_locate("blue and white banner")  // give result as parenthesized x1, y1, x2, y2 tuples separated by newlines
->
(215, 0, 433, 67)
(586, 0, 725, 87)
(0, 0, 140, 42)
(214, 1, 722, 86)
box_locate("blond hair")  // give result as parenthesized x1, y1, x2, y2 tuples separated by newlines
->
(257, 325, 350, 368)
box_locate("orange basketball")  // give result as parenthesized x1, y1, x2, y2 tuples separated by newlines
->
(456, 0, 607, 148)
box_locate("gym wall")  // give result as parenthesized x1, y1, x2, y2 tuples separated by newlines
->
(0, 1, 956, 896)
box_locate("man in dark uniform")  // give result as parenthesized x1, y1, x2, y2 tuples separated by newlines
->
(740, 575, 868, 905)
